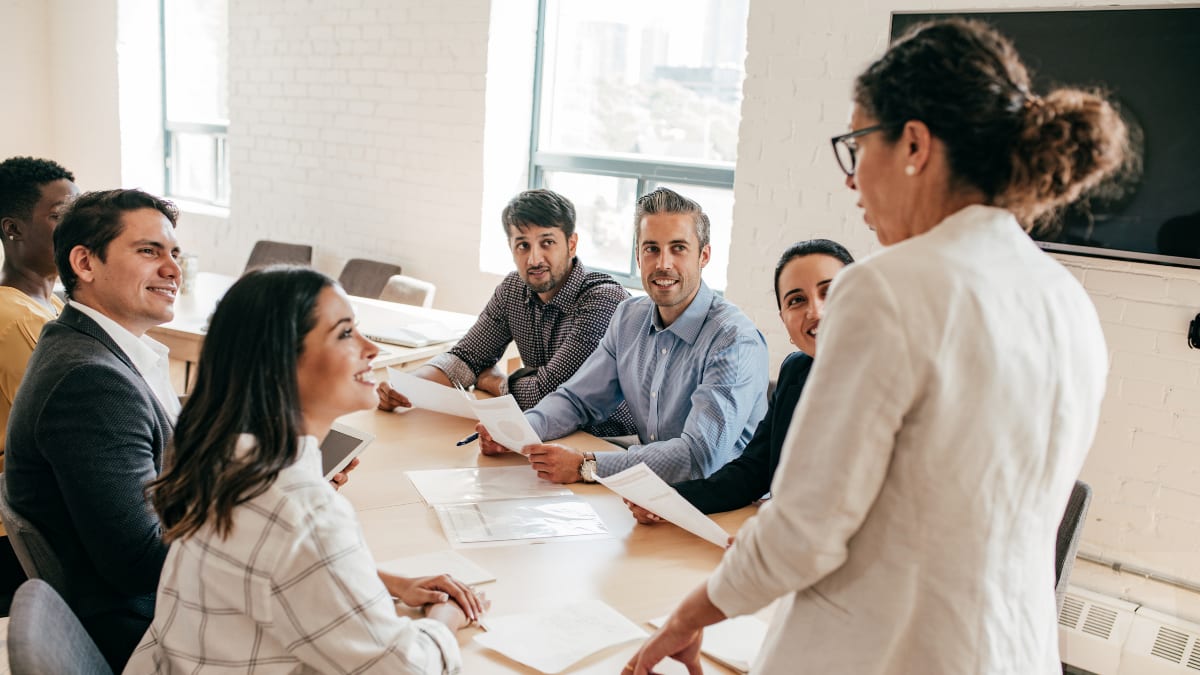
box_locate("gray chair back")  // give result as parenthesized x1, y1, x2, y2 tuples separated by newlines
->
(243, 240, 313, 272)
(8, 579, 112, 675)
(1055, 480, 1092, 613)
(339, 258, 402, 298)
(0, 478, 71, 603)
(380, 274, 436, 308)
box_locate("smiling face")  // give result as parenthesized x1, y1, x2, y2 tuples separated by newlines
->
(637, 212, 711, 326)
(777, 253, 847, 357)
(295, 285, 380, 437)
(70, 207, 181, 336)
(845, 104, 911, 246)
(509, 224, 577, 301)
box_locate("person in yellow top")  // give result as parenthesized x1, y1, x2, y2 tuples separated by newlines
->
(0, 157, 79, 461)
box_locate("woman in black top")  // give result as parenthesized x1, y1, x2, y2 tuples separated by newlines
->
(628, 239, 853, 520)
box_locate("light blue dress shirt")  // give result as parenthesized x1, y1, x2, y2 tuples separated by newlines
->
(526, 282, 769, 482)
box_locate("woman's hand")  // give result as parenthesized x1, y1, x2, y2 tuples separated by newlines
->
(329, 457, 359, 490)
(380, 571, 486, 622)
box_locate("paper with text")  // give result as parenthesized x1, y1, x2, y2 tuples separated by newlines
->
(474, 599, 646, 673)
(386, 367, 477, 419)
(406, 467, 571, 506)
(649, 614, 768, 673)
(377, 550, 496, 586)
(470, 395, 541, 451)
(597, 462, 731, 548)
(434, 495, 608, 545)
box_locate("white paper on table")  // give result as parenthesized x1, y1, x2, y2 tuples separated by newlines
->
(434, 495, 608, 545)
(386, 367, 477, 419)
(596, 462, 731, 548)
(377, 550, 496, 586)
(474, 599, 646, 673)
(469, 395, 541, 451)
(649, 614, 768, 673)
(406, 467, 571, 506)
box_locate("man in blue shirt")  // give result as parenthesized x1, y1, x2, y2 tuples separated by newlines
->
(478, 187, 768, 484)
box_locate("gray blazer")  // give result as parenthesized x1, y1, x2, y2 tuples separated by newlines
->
(5, 304, 170, 622)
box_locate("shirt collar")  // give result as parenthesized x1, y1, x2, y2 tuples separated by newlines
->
(68, 300, 170, 374)
(648, 281, 714, 345)
(523, 256, 586, 311)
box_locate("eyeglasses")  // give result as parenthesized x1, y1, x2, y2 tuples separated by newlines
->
(830, 124, 892, 177)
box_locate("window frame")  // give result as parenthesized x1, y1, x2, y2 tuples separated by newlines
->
(159, 0, 231, 208)
(526, 0, 738, 289)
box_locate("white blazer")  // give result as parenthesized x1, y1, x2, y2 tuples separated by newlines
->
(708, 205, 1106, 674)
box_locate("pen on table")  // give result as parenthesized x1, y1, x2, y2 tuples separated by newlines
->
(456, 432, 479, 447)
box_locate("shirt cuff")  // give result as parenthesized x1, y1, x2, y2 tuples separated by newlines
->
(412, 617, 463, 675)
(593, 450, 635, 478)
(427, 354, 475, 389)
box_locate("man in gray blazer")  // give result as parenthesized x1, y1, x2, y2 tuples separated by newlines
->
(5, 189, 182, 672)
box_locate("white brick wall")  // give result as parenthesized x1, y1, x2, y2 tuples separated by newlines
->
(727, 0, 1200, 616)
(195, 0, 499, 313)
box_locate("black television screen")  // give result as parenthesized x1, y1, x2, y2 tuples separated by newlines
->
(890, 8, 1200, 268)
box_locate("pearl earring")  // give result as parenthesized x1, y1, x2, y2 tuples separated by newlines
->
(904, 165, 916, 176)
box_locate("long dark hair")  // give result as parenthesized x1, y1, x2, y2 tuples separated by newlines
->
(854, 18, 1131, 231)
(149, 266, 333, 542)
(773, 239, 854, 308)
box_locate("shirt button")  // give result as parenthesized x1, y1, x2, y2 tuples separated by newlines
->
(650, 435, 656, 440)
(661, 348, 667, 355)
(651, 391, 657, 398)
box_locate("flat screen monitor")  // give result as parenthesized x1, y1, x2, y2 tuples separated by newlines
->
(891, 8, 1200, 268)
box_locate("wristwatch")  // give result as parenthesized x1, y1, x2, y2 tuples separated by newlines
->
(579, 452, 598, 483)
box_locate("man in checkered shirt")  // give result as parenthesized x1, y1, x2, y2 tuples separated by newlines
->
(377, 189, 637, 437)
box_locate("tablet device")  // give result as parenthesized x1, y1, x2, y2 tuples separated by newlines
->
(363, 322, 461, 348)
(319, 422, 374, 480)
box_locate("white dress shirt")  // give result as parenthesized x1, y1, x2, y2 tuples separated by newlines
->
(123, 435, 462, 675)
(68, 301, 182, 420)
(708, 205, 1107, 674)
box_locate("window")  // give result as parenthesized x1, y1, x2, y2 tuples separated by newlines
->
(161, 0, 229, 207)
(526, 0, 748, 290)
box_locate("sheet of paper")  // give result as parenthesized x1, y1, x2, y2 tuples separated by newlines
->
(406, 467, 571, 505)
(475, 599, 646, 673)
(469, 395, 541, 451)
(377, 550, 496, 586)
(649, 614, 769, 673)
(597, 462, 731, 548)
(434, 495, 608, 545)
(386, 367, 477, 419)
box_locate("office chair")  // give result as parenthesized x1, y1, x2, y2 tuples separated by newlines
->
(338, 258, 402, 298)
(0, 478, 71, 603)
(243, 240, 313, 272)
(380, 274, 436, 308)
(1055, 480, 1092, 614)
(8, 579, 113, 675)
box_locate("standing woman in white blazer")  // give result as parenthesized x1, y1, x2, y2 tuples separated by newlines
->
(628, 18, 1132, 675)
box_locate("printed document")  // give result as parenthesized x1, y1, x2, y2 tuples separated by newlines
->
(475, 599, 646, 673)
(597, 462, 731, 547)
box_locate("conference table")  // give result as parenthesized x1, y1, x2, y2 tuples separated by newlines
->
(151, 272, 481, 390)
(335, 403, 763, 673)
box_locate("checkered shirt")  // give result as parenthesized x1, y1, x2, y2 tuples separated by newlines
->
(428, 258, 637, 437)
(123, 435, 461, 675)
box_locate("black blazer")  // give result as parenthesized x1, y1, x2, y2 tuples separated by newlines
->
(673, 351, 812, 514)
(5, 305, 170, 623)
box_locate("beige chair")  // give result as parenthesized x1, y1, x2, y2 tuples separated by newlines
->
(380, 274, 436, 308)
(243, 240, 313, 273)
(338, 258, 402, 298)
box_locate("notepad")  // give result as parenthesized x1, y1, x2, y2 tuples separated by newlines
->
(475, 600, 646, 673)
(377, 550, 496, 586)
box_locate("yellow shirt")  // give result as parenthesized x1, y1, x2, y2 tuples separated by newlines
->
(0, 287, 64, 458)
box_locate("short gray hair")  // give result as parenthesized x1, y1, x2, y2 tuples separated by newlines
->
(633, 187, 710, 249)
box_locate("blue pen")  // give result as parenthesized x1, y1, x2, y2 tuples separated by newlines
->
(456, 432, 479, 447)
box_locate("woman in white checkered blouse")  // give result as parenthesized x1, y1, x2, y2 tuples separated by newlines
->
(124, 267, 487, 675)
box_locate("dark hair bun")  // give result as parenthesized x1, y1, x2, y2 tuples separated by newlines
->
(1004, 89, 1131, 228)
